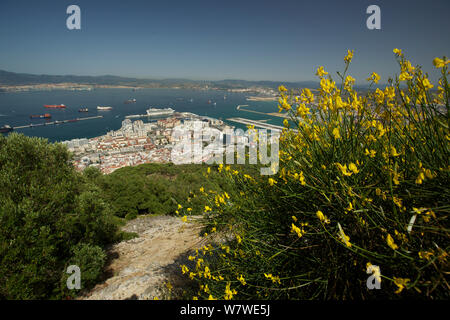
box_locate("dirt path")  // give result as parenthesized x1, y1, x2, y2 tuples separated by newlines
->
(81, 215, 205, 300)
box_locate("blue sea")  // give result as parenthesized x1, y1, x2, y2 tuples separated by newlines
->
(0, 88, 282, 142)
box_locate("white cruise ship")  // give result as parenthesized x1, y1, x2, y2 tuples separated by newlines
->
(146, 107, 175, 116)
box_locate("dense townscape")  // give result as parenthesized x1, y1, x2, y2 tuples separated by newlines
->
(62, 111, 235, 173)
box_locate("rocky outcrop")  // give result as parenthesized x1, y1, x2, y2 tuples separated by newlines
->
(81, 215, 205, 300)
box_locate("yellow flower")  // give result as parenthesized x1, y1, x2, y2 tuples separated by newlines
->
(344, 75, 355, 89)
(390, 146, 401, 157)
(224, 282, 237, 300)
(236, 234, 242, 244)
(418, 251, 434, 260)
(335, 163, 352, 176)
(393, 277, 410, 294)
(204, 205, 212, 212)
(366, 262, 382, 284)
(345, 202, 353, 212)
(332, 127, 341, 139)
(279, 97, 291, 111)
(291, 223, 305, 238)
(348, 163, 359, 174)
(320, 78, 335, 94)
(337, 223, 351, 247)
(316, 210, 330, 224)
(386, 234, 398, 250)
(374, 88, 385, 104)
(421, 77, 434, 90)
(264, 273, 281, 284)
(433, 57, 449, 68)
(180, 264, 189, 274)
(364, 148, 376, 158)
(367, 72, 380, 83)
(268, 178, 277, 186)
(278, 85, 288, 92)
(291, 215, 298, 222)
(181, 215, 188, 223)
(393, 48, 403, 56)
(316, 66, 328, 77)
(344, 49, 354, 63)
(399, 71, 412, 81)
(237, 274, 246, 286)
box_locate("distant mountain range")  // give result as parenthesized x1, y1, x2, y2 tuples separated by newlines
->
(0, 69, 320, 90)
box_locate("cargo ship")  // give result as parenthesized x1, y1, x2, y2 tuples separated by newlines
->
(30, 113, 51, 119)
(0, 125, 13, 133)
(79, 108, 89, 112)
(44, 104, 66, 109)
(97, 106, 113, 110)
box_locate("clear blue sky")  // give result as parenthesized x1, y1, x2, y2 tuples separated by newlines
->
(0, 0, 449, 83)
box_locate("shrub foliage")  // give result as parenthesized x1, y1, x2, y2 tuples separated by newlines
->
(0, 133, 120, 299)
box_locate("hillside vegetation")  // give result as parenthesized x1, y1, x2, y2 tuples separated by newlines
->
(0, 134, 233, 299)
(84, 162, 238, 220)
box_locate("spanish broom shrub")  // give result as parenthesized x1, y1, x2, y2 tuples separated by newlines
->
(179, 50, 449, 300)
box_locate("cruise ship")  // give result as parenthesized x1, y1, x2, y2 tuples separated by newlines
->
(97, 106, 113, 110)
(146, 107, 175, 116)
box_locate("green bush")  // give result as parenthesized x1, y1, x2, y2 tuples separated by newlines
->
(89, 163, 235, 218)
(0, 133, 120, 299)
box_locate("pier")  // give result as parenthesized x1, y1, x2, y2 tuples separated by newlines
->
(227, 117, 294, 132)
(12, 116, 103, 130)
(237, 104, 291, 119)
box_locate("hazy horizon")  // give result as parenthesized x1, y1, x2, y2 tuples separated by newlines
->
(0, 0, 449, 84)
